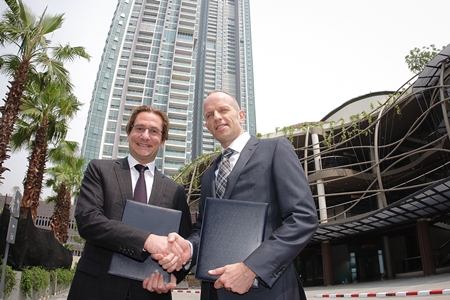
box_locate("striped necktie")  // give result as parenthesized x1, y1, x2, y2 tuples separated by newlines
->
(215, 148, 235, 199)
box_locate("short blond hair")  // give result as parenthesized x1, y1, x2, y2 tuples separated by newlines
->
(205, 90, 240, 110)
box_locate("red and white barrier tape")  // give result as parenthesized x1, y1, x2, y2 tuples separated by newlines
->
(316, 288, 450, 297)
(172, 289, 201, 294)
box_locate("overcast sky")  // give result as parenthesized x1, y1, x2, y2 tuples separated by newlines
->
(0, 0, 449, 196)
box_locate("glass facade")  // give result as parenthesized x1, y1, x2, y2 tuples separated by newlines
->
(81, 0, 256, 176)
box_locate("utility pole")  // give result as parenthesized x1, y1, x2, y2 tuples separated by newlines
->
(0, 191, 21, 299)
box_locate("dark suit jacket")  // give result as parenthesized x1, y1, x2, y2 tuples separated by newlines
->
(188, 137, 318, 300)
(68, 158, 192, 300)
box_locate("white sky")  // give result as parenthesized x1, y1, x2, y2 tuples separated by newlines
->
(0, 0, 449, 196)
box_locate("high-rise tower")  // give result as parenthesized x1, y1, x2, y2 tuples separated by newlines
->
(81, 0, 256, 176)
(191, 0, 256, 158)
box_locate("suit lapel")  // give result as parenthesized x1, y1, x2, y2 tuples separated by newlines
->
(149, 168, 164, 206)
(117, 158, 165, 206)
(207, 156, 220, 197)
(223, 136, 259, 199)
(116, 158, 133, 202)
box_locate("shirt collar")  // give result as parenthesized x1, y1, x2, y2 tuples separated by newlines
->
(225, 132, 250, 154)
(127, 155, 155, 176)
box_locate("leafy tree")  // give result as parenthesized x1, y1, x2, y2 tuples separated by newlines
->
(11, 185, 20, 194)
(405, 44, 444, 74)
(10, 74, 82, 219)
(45, 141, 85, 243)
(0, 0, 90, 183)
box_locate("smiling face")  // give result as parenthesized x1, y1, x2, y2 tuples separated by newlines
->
(203, 91, 245, 148)
(128, 111, 165, 164)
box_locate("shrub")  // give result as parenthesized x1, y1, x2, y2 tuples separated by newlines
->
(0, 260, 17, 298)
(51, 268, 74, 287)
(20, 267, 49, 298)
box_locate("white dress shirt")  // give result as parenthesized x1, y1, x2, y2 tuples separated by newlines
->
(127, 155, 155, 202)
(215, 131, 251, 176)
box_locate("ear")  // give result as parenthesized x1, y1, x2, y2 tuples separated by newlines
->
(239, 110, 245, 124)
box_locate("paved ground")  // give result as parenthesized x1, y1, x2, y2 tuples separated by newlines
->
(173, 272, 450, 299)
(303, 272, 449, 298)
(51, 272, 450, 299)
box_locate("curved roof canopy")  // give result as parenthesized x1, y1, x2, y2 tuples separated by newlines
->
(413, 44, 450, 91)
(311, 177, 450, 243)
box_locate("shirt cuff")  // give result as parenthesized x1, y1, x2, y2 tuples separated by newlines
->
(183, 240, 193, 270)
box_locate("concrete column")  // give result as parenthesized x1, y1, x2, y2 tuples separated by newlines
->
(382, 236, 393, 279)
(321, 241, 333, 286)
(312, 133, 327, 223)
(416, 219, 436, 276)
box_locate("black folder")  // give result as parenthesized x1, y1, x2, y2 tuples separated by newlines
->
(195, 197, 268, 284)
(108, 199, 182, 283)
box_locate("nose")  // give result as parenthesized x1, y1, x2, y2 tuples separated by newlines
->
(213, 110, 221, 119)
(140, 128, 152, 137)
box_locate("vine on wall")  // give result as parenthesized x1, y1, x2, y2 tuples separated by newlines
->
(256, 91, 404, 148)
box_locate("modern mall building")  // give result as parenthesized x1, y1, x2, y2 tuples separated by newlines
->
(179, 44, 450, 286)
(80, 0, 256, 176)
(270, 44, 450, 285)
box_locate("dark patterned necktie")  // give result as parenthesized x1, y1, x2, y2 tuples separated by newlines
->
(215, 148, 235, 199)
(134, 164, 148, 203)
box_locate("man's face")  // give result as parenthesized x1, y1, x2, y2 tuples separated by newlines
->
(203, 92, 245, 148)
(128, 112, 165, 164)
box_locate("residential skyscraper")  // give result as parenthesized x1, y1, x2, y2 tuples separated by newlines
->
(191, 0, 256, 158)
(81, 0, 256, 176)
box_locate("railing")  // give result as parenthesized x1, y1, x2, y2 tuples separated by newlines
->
(437, 239, 450, 266)
(395, 256, 422, 274)
(395, 247, 450, 275)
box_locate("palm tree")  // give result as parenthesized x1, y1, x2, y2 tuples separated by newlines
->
(0, 0, 90, 183)
(45, 142, 85, 244)
(10, 74, 82, 219)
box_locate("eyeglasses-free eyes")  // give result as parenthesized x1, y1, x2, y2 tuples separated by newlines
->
(131, 125, 164, 136)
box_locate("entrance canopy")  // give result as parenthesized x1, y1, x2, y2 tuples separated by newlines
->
(311, 176, 450, 243)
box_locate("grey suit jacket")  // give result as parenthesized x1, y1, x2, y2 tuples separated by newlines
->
(189, 137, 318, 300)
(68, 158, 192, 300)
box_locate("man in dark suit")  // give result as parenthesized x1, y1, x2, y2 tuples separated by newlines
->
(67, 105, 192, 300)
(150, 90, 318, 300)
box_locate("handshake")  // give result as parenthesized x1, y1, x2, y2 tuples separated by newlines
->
(142, 232, 190, 294)
(142, 232, 257, 295)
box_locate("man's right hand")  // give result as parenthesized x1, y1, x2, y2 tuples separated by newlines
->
(144, 234, 174, 255)
(151, 232, 191, 272)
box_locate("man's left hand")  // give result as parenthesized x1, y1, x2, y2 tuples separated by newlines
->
(142, 273, 176, 294)
(208, 262, 256, 294)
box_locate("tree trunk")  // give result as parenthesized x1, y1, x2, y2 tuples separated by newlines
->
(21, 117, 49, 220)
(0, 60, 29, 183)
(59, 189, 72, 243)
(51, 182, 70, 243)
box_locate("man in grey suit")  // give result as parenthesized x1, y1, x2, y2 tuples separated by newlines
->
(150, 91, 318, 300)
(67, 105, 192, 300)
